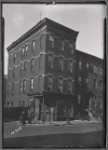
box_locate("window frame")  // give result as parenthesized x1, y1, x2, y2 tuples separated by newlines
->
(49, 34, 54, 48)
(59, 56, 64, 72)
(31, 58, 35, 72)
(47, 75, 53, 91)
(58, 77, 63, 92)
(68, 59, 73, 73)
(30, 78, 34, 91)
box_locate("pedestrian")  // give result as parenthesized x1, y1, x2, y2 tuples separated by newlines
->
(20, 111, 26, 125)
(28, 108, 31, 124)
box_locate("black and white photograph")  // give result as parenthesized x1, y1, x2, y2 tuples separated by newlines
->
(2, 2, 106, 148)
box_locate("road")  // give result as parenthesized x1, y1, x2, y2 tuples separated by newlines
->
(3, 122, 105, 148)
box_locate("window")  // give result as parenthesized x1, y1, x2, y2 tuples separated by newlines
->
(11, 102, 13, 107)
(21, 48, 25, 58)
(19, 81, 23, 93)
(48, 53, 53, 69)
(100, 80, 103, 91)
(94, 79, 98, 90)
(30, 78, 34, 91)
(47, 75, 53, 91)
(99, 97, 102, 110)
(32, 40, 36, 51)
(78, 77, 81, 86)
(25, 45, 28, 56)
(23, 80, 26, 92)
(49, 34, 54, 48)
(99, 67, 103, 76)
(86, 63, 89, 68)
(67, 79, 73, 94)
(61, 39, 65, 51)
(59, 57, 64, 71)
(78, 94, 81, 104)
(39, 53, 43, 69)
(31, 58, 35, 72)
(58, 77, 63, 92)
(68, 60, 73, 73)
(38, 75, 42, 91)
(94, 65, 98, 74)
(20, 63, 24, 76)
(12, 67, 15, 78)
(11, 83, 14, 95)
(69, 42, 74, 54)
(79, 61, 82, 70)
(8, 69, 10, 80)
(13, 52, 16, 63)
(85, 77, 90, 84)
(9, 54, 11, 65)
(22, 101, 25, 107)
(24, 61, 27, 72)
(78, 76, 81, 86)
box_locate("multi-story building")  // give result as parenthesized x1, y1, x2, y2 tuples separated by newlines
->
(6, 18, 104, 121)
(75, 50, 104, 120)
(7, 18, 79, 121)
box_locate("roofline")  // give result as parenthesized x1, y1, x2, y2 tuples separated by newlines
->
(7, 18, 79, 51)
(76, 49, 103, 62)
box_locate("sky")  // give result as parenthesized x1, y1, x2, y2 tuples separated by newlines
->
(3, 4, 106, 74)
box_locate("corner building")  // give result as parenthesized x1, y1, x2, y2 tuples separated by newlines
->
(7, 18, 79, 121)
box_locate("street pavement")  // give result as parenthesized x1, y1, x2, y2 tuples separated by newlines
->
(3, 121, 105, 148)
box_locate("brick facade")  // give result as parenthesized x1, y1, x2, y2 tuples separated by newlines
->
(6, 18, 103, 121)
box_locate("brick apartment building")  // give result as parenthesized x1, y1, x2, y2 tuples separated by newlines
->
(6, 18, 104, 121)
(75, 50, 104, 119)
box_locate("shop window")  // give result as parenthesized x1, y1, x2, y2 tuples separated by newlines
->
(47, 75, 53, 91)
(59, 57, 64, 72)
(49, 34, 54, 48)
(31, 58, 35, 72)
(48, 53, 53, 69)
(58, 77, 63, 92)
(68, 59, 73, 73)
(79, 61, 82, 70)
(30, 78, 34, 91)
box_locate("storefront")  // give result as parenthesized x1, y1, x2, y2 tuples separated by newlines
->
(27, 92, 75, 122)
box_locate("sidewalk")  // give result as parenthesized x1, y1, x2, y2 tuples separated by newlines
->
(9, 120, 102, 126)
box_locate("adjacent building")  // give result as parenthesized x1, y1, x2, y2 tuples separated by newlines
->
(75, 50, 104, 120)
(6, 18, 104, 121)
